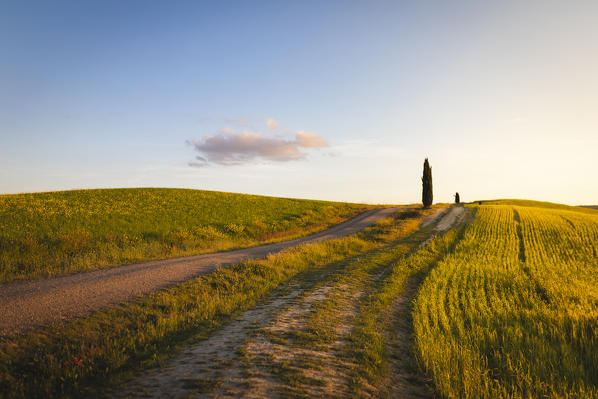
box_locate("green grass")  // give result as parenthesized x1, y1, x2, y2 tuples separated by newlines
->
(0, 207, 423, 399)
(413, 202, 598, 398)
(475, 198, 598, 214)
(233, 208, 439, 399)
(8, 193, 594, 398)
(180, 377, 223, 392)
(346, 209, 470, 396)
(292, 212, 430, 350)
(0, 188, 366, 283)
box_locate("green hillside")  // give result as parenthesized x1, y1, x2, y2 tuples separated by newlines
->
(476, 198, 598, 214)
(0, 188, 366, 283)
(2, 199, 597, 398)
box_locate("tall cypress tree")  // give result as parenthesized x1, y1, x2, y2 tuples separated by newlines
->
(422, 158, 433, 208)
(455, 192, 460, 204)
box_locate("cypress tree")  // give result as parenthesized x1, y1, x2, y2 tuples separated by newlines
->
(455, 192, 460, 204)
(422, 158, 433, 208)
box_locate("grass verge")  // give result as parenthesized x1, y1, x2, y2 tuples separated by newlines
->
(291, 216, 425, 350)
(346, 209, 472, 397)
(0, 208, 429, 398)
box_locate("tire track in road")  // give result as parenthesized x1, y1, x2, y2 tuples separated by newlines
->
(108, 209, 434, 399)
(378, 208, 473, 399)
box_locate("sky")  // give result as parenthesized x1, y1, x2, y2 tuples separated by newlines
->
(1, 1, 597, 205)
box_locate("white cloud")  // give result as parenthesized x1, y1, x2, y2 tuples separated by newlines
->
(295, 131, 328, 148)
(187, 129, 328, 166)
(265, 118, 280, 130)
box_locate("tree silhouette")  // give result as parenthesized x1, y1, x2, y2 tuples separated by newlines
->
(422, 158, 433, 208)
(455, 192, 460, 204)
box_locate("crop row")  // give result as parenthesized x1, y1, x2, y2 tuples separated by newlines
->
(413, 204, 598, 398)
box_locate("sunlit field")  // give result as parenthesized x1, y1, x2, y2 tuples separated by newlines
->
(0, 188, 365, 283)
(0, 208, 431, 398)
(2, 197, 597, 397)
(414, 201, 598, 398)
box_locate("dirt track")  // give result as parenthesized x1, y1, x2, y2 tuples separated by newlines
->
(0, 207, 398, 337)
(108, 207, 459, 398)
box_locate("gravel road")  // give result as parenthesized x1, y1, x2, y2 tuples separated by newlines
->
(0, 207, 399, 337)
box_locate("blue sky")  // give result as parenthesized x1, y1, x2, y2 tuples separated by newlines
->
(1, 1, 597, 204)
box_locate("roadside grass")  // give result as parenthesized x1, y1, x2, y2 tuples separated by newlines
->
(345, 209, 472, 397)
(0, 188, 367, 283)
(285, 212, 430, 351)
(230, 209, 439, 399)
(413, 202, 598, 398)
(0, 207, 427, 399)
(298, 219, 425, 349)
(180, 377, 223, 392)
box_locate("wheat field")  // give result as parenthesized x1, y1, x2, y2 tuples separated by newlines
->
(414, 201, 598, 398)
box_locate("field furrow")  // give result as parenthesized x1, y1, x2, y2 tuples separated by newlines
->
(414, 202, 598, 398)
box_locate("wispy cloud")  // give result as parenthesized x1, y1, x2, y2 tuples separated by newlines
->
(187, 126, 328, 167)
(295, 131, 328, 147)
(265, 118, 280, 130)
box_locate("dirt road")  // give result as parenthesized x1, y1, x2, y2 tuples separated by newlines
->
(108, 207, 460, 398)
(0, 207, 399, 336)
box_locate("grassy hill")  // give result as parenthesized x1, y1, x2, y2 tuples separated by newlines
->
(0, 188, 367, 283)
(414, 200, 598, 398)
(2, 197, 596, 398)
(477, 198, 598, 214)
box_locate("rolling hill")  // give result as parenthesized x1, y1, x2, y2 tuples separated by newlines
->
(0, 188, 366, 283)
(1, 197, 596, 398)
